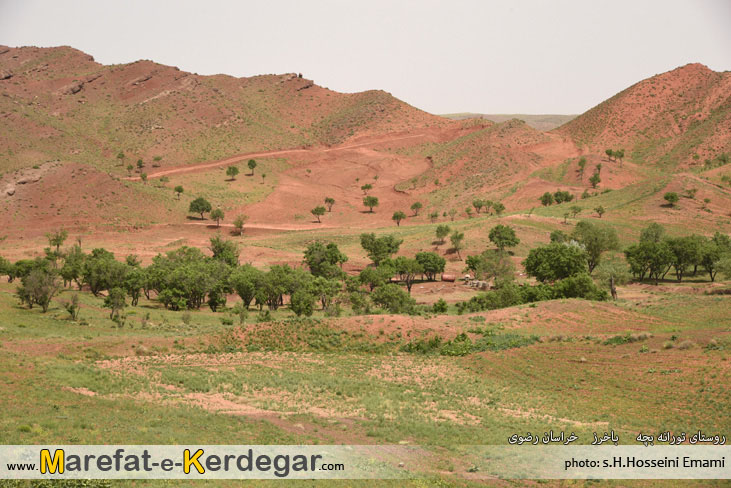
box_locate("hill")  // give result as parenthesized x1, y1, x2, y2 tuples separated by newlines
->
(441, 113, 576, 131)
(0, 45, 451, 174)
(555, 63, 731, 169)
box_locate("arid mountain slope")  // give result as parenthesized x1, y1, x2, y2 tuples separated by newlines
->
(556, 63, 731, 168)
(0, 45, 451, 173)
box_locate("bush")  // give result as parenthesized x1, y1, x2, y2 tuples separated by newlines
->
(290, 290, 315, 317)
(432, 298, 448, 314)
(371, 284, 415, 314)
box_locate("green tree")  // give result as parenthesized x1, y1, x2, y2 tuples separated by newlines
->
(594, 255, 631, 300)
(666, 235, 702, 282)
(450, 231, 465, 260)
(209, 235, 239, 266)
(137, 159, 144, 170)
(436, 224, 451, 245)
(363, 195, 379, 212)
(465, 250, 515, 286)
(473, 199, 484, 214)
(324, 197, 335, 212)
(290, 289, 315, 317)
(571, 221, 619, 273)
(663, 192, 679, 207)
(104, 287, 127, 320)
(60, 244, 85, 289)
(492, 202, 505, 215)
(410, 202, 422, 216)
(615, 149, 625, 166)
(577, 157, 587, 180)
(233, 214, 248, 236)
(553, 190, 574, 204)
(361, 183, 373, 194)
(248, 159, 257, 175)
(640, 223, 665, 243)
(46, 229, 68, 254)
(82, 248, 128, 297)
(226, 166, 239, 180)
(488, 224, 520, 253)
(429, 211, 439, 222)
(230, 264, 263, 308)
(392, 211, 406, 226)
(124, 267, 146, 306)
(550, 230, 569, 243)
(174, 185, 184, 199)
(524, 243, 588, 282)
(311, 205, 326, 223)
(189, 197, 212, 219)
(359, 264, 394, 291)
(589, 172, 601, 189)
(126, 164, 134, 176)
(310, 276, 341, 310)
(140, 173, 148, 185)
(605, 149, 613, 161)
(17, 268, 60, 312)
(390, 256, 424, 293)
(540, 192, 554, 206)
(304, 241, 348, 278)
(415, 252, 446, 281)
(624, 241, 673, 284)
(448, 208, 458, 221)
(360, 233, 402, 266)
(569, 205, 582, 218)
(594, 205, 605, 218)
(210, 208, 225, 227)
(371, 283, 415, 313)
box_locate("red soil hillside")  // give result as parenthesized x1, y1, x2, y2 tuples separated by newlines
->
(555, 63, 731, 169)
(394, 119, 581, 209)
(0, 45, 452, 173)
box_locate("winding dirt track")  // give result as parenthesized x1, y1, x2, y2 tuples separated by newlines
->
(125, 132, 433, 181)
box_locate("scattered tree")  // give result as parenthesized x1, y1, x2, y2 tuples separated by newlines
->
(589, 172, 601, 189)
(189, 197, 212, 219)
(663, 192, 679, 207)
(450, 231, 465, 260)
(571, 221, 619, 273)
(594, 205, 605, 218)
(488, 224, 520, 253)
(524, 243, 588, 282)
(324, 197, 335, 212)
(540, 192, 554, 206)
(577, 157, 587, 180)
(311, 205, 326, 223)
(392, 211, 406, 226)
(436, 224, 451, 245)
(410, 202, 423, 216)
(363, 195, 379, 212)
(104, 287, 127, 320)
(361, 183, 373, 195)
(360, 233, 403, 266)
(174, 185, 184, 199)
(226, 166, 239, 180)
(210, 208, 225, 227)
(248, 159, 257, 175)
(415, 252, 446, 281)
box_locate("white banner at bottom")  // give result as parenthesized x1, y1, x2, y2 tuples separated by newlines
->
(0, 445, 728, 479)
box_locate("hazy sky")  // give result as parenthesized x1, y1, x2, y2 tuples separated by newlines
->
(1, 0, 729, 114)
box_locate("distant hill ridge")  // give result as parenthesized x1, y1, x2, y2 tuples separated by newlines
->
(441, 113, 577, 131)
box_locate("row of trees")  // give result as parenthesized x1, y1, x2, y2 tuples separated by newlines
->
(3, 222, 729, 320)
(624, 223, 731, 283)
